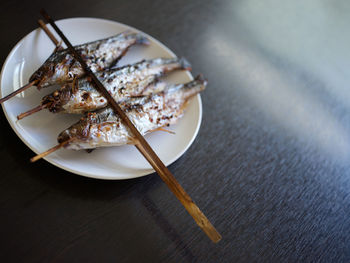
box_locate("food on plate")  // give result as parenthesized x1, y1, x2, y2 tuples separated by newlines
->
(0, 31, 148, 104)
(17, 57, 191, 119)
(4, 25, 204, 163)
(30, 31, 149, 89)
(57, 75, 206, 150)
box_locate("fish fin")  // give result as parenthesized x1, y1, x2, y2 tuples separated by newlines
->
(150, 127, 175, 134)
(158, 128, 175, 134)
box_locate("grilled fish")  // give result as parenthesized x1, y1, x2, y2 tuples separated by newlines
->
(41, 57, 191, 114)
(29, 31, 149, 89)
(58, 75, 206, 150)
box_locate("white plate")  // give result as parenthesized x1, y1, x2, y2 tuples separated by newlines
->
(0, 18, 202, 180)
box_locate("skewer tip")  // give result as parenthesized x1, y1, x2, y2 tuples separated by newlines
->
(40, 9, 49, 19)
(17, 104, 47, 120)
(30, 138, 72, 162)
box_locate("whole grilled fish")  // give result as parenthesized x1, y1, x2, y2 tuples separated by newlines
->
(58, 75, 206, 150)
(41, 57, 191, 114)
(29, 31, 149, 89)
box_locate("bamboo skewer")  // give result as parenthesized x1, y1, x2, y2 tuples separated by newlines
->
(30, 138, 73, 163)
(38, 19, 60, 46)
(39, 9, 221, 243)
(17, 104, 47, 120)
(0, 80, 38, 104)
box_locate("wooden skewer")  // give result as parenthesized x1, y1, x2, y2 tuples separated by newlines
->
(17, 104, 47, 120)
(40, 9, 221, 243)
(0, 80, 38, 104)
(30, 138, 72, 163)
(38, 19, 63, 50)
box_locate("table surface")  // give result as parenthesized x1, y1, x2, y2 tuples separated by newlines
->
(1, 0, 350, 262)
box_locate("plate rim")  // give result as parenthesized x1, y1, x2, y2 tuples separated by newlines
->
(0, 17, 202, 180)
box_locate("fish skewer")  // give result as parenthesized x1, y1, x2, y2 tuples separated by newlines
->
(30, 31, 149, 89)
(45, 75, 205, 151)
(17, 57, 191, 119)
(0, 31, 149, 103)
(31, 76, 205, 159)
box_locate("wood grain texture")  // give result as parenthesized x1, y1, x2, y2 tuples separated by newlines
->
(1, 0, 350, 262)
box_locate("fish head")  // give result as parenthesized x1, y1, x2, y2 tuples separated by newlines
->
(29, 51, 78, 89)
(57, 119, 88, 146)
(29, 62, 57, 89)
(57, 113, 97, 145)
(42, 84, 73, 113)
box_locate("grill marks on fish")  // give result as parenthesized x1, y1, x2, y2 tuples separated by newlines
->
(58, 75, 206, 150)
(29, 31, 149, 89)
(42, 57, 191, 114)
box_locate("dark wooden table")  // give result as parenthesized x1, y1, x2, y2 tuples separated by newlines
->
(1, 1, 350, 262)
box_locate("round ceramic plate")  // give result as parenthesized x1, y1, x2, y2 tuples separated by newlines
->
(0, 18, 202, 180)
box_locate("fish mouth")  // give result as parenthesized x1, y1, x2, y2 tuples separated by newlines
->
(57, 130, 71, 144)
(42, 84, 72, 113)
(58, 117, 91, 145)
(28, 72, 43, 89)
(41, 94, 59, 112)
(41, 93, 64, 113)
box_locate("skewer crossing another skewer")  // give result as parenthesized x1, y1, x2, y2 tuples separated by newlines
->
(38, 8, 222, 243)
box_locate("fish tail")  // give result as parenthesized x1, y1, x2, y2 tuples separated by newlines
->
(119, 30, 149, 45)
(193, 74, 208, 86)
(181, 74, 207, 97)
(135, 33, 150, 45)
(179, 57, 192, 71)
(165, 74, 207, 99)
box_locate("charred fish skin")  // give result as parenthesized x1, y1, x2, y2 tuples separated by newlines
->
(58, 75, 206, 150)
(29, 31, 149, 89)
(42, 57, 191, 114)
